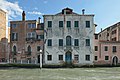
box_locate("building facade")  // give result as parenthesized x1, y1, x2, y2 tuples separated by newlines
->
(0, 9, 8, 62)
(10, 11, 44, 64)
(44, 8, 95, 65)
(94, 22, 120, 65)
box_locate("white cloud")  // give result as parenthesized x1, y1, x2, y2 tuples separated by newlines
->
(28, 11, 43, 15)
(0, 0, 23, 20)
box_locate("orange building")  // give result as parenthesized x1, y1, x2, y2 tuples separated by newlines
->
(0, 9, 8, 62)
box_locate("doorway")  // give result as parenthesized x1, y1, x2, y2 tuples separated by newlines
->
(65, 51, 72, 63)
(112, 56, 118, 66)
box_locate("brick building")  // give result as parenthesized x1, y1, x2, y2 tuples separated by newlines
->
(10, 11, 44, 64)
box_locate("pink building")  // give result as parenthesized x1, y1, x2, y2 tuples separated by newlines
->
(94, 22, 120, 65)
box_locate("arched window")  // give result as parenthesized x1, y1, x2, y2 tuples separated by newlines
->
(13, 45, 16, 52)
(66, 36, 72, 46)
(27, 45, 31, 52)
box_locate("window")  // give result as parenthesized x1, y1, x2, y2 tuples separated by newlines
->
(13, 45, 16, 52)
(37, 35, 44, 40)
(47, 55, 52, 61)
(86, 55, 90, 61)
(74, 21, 79, 27)
(105, 56, 109, 60)
(95, 34, 98, 39)
(66, 36, 71, 46)
(47, 39, 52, 46)
(12, 33, 18, 41)
(59, 39, 63, 46)
(12, 24, 17, 28)
(104, 46, 108, 51)
(74, 39, 79, 46)
(86, 39, 90, 46)
(113, 46, 116, 52)
(37, 46, 41, 51)
(27, 45, 31, 52)
(27, 32, 36, 38)
(59, 55, 63, 60)
(86, 21, 90, 28)
(95, 56, 97, 60)
(59, 21, 63, 27)
(48, 21, 52, 28)
(74, 55, 79, 61)
(95, 46, 98, 51)
(28, 23, 36, 28)
(67, 21, 71, 28)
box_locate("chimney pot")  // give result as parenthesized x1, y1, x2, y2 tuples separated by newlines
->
(22, 11, 26, 21)
(82, 9, 85, 15)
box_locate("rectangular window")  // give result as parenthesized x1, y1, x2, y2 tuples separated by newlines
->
(95, 46, 98, 51)
(95, 34, 98, 39)
(12, 24, 17, 28)
(74, 39, 79, 46)
(74, 21, 79, 27)
(67, 21, 71, 28)
(48, 21, 52, 28)
(95, 56, 98, 60)
(86, 39, 90, 46)
(59, 21, 63, 27)
(59, 39, 63, 46)
(74, 55, 79, 61)
(104, 46, 108, 51)
(37, 46, 41, 51)
(113, 46, 116, 52)
(32, 23, 36, 28)
(47, 39, 52, 46)
(59, 55, 63, 60)
(27, 32, 36, 38)
(12, 33, 18, 41)
(86, 55, 90, 61)
(86, 21, 90, 28)
(47, 55, 52, 61)
(105, 56, 109, 60)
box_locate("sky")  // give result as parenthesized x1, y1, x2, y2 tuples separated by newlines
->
(0, 0, 120, 33)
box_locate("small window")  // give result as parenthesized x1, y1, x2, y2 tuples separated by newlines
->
(95, 46, 98, 51)
(37, 46, 41, 51)
(11, 33, 18, 41)
(86, 39, 90, 46)
(59, 55, 63, 60)
(12, 24, 17, 28)
(74, 21, 79, 27)
(67, 21, 71, 28)
(74, 55, 79, 61)
(59, 21, 63, 27)
(28, 23, 31, 28)
(86, 21, 90, 28)
(59, 39, 63, 46)
(86, 55, 90, 61)
(104, 46, 108, 51)
(32, 23, 36, 28)
(113, 46, 116, 52)
(47, 39, 52, 46)
(74, 39, 79, 46)
(95, 34, 98, 39)
(47, 55, 52, 61)
(105, 56, 109, 60)
(94, 56, 97, 61)
(48, 21, 52, 28)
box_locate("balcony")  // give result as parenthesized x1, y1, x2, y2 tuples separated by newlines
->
(64, 45, 73, 52)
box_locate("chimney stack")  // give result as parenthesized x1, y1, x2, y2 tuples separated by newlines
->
(38, 17, 41, 24)
(101, 28, 102, 31)
(22, 11, 26, 21)
(82, 9, 85, 15)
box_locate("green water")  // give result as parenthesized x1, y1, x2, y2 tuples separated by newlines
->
(0, 67, 120, 80)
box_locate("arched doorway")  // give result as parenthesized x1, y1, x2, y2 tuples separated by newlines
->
(112, 56, 118, 66)
(65, 51, 72, 63)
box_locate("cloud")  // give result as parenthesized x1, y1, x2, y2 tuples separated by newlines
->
(0, 0, 23, 20)
(28, 11, 43, 15)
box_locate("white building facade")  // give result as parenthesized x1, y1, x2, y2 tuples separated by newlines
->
(43, 8, 95, 65)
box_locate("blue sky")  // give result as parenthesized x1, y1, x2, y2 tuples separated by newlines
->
(0, 0, 120, 33)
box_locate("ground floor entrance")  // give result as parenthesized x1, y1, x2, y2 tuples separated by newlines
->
(65, 51, 72, 63)
(112, 56, 118, 65)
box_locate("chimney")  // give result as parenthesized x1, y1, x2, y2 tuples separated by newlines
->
(101, 28, 102, 31)
(82, 9, 85, 15)
(22, 11, 26, 21)
(38, 17, 41, 24)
